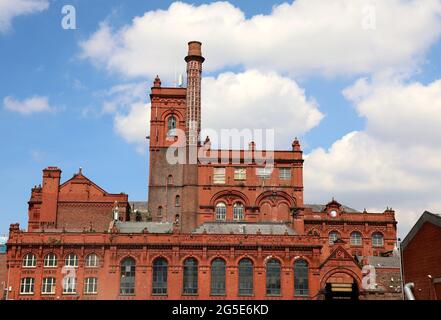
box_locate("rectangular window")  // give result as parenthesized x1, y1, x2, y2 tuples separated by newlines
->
(20, 278, 34, 295)
(256, 167, 272, 180)
(213, 167, 226, 184)
(42, 277, 56, 294)
(62, 277, 76, 294)
(84, 277, 98, 294)
(234, 168, 246, 181)
(279, 168, 291, 180)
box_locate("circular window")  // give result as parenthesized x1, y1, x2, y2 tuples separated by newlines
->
(330, 210, 337, 218)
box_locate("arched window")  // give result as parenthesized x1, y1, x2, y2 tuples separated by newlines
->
(167, 116, 177, 136)
(329, 231, 340, 245)
(175, 195, 180, 207)
(85, 253, 99, 267)
(158, 206, 163, 217)
(44, 253, 57, 267)
(65, 253, 78, 267)
(233, 202, 244, 221)
(294, 259, 309, 296)
(211, 258, 226, 295)
(120, 257, 136, 295)
(152, 258, 168, 295)
(167, 175, 173, 185)
(238, 258, 253, 296)
(350, 231, 363, 246)
(266, 259, 281, 296)
(215, 202, 226, 221)
(23, 253, 36, 268)
(372, 232, 384, 247)
(183, 258, 198, 295)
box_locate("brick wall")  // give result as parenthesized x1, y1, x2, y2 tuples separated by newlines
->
(0, 253, 7, 300)
(403, 222, 441, 300)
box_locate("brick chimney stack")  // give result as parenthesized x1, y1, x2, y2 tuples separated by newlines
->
(185, 41, 204, 146)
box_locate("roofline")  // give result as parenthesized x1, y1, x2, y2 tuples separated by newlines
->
(401, 211, 441, 250)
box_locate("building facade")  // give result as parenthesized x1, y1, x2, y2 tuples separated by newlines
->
(402, 211, 441, 300)
(6, 41, 400, 300)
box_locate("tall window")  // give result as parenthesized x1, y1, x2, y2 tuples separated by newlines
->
(85, 253, 99, 267)
(213, 167, 226, 184)
(158, 206, 163, 217)
(266, 259, 281, 295)
(120, 258, 136, 295)
(167, 115, 177, 136)
(215, 202, 227, 221)
(167, 175, 173, 185)
(211, 259, 226, 295)
(183, 258, 198, 295)
(20, 278, 34, 294)
(65, 253, 78, 267)
(233, 203, 244, 221)
(175, 195, 180, 207)
(279, 168, 291, 180)
(329, 231, 340, 245)
(152, 258, 168, 295)
(23, 253, 36, 268)
(234, 168, 246, 181)
(372, 232, 384, 247)
(41, 277, 56, 294)
(84, 277, 98, 294)
(44, 253, 57, 267)
(63, 277, 76, 294)
(294, 260, 309, 297)
(238, 259, 253, 296)
(256, 167, 272, 180)
(350, 232, 363, 246)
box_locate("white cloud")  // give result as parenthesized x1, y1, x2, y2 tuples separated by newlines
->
(0, 0, 49, 33)
(109, 70, 322, 152)
(305, 78, 441, 237)
(202, 70, 323, 148)
(3, 95, 53, 115)
(80, 0, 441, 79)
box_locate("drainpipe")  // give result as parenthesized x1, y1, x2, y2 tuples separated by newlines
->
(404, 283, 415, 300)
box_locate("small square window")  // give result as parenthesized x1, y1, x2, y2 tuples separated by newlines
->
(279, 168, 291, 180)
(213, 168, 226, 184)
(234, 168, 246, 181)
(256, 167, 272, 179)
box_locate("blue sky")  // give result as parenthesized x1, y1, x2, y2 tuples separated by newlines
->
(1, 0, 441, 237)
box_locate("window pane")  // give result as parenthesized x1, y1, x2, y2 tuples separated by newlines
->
(350, 232, 362, 246)
(86, 254, 99, 267)
(153, 258, 168, 295)
(256, 167, 272, 179)
(23, 253, 36, 267)
(211, 259, 226, 295)
(63, 277, 76, 293)
(183, 258, 198, 294)
(85, 278, 98, 294)
(20, 278, 34, 294)
(215, 203, 226, 221)
(329, 231, 340, 245)
(266, 259, 281, 295)
(238, 259, 253, 296)
(234, 168, 246, 180)
(372, 233, 384, 247)
(42, 277, 56, 294)
(213, 168, 226, 184)
(294, 260, 309, 296)
(233, 203, 244, 221)
(120, 258, 136, 295)
(65, 254, 78, 267)
(44, 253, 57, 267)
(279, 168, 291, 180)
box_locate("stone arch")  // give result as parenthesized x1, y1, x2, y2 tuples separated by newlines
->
(256, 190, 296, 208)
(209, 189, 250, 207)
(320, 268, 362, 290)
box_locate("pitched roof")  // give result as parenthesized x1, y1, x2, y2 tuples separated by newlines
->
(366, 256, 401, 269)
(304, 204, 360, 213)
(193, 222, 297, 235)
(114, 221, 173, 234)
(401, 211, 441, 250)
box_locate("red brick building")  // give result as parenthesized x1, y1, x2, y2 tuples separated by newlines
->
(6, 42, 399, 300)
(402, 211, 441, 300)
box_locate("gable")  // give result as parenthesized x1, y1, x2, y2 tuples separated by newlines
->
(320, 245, 361, 269)
(59, 172, 118, 202)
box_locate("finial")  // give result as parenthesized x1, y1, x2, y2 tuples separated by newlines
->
(153, 75, 161, 87)
(292, 137, 301, 151)
(79, 167, 82, 175)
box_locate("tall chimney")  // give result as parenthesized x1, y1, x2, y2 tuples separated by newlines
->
(185, 41, 205, 146)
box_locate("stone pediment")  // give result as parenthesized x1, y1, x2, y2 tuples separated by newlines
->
(320, 245, 360, 269)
